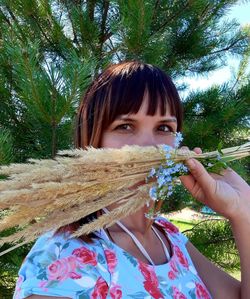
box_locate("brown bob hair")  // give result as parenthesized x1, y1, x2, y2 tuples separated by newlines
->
(58, 61, 183, 239)
(75, 61, 183, 149)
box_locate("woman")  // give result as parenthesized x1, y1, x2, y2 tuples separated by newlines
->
(14, 61, 250, 299)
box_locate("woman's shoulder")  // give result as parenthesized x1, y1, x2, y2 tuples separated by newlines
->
(23, 231, 101, 269)
(14, 232, 109, 299)
(155, 215, 189, 245)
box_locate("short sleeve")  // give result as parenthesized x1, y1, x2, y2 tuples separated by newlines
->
(13, 232, 108, 299)
(155, 216, 189, 245)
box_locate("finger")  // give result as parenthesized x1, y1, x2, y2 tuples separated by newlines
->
(185, 158, 216, 196)
(179, 173, 196, 191)
(179, 173, 206, 204)
(193, 147, 202, 154)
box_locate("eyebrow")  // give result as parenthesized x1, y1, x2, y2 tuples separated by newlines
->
(116, 116, 177, 123)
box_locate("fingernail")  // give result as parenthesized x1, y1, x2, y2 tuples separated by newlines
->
(186, 158, 195, 170)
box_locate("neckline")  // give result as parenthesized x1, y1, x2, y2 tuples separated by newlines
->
(98, 218, 175, 268)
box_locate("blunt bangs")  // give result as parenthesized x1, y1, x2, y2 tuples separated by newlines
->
(102, 63, 182, 131)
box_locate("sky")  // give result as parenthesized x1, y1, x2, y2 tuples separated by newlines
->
(179, 1, 250, 95)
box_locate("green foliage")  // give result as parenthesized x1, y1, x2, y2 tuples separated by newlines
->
(183, 82, 250, 180)
(0, 38, 94, 160)
(0, 0, 249, 295)
(162, 183, 196, 213)
(185, 219, 240, 272)
(118, 0, 249, 75)
(183, 84, 250, 150)
(0, 128, 13, 165)
(0, 223, 33, 298)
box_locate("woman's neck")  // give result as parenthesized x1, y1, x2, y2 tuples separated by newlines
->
(105, 204, 154, 235)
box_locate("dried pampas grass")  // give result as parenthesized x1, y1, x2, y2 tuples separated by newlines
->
(0, 142, 249, 255)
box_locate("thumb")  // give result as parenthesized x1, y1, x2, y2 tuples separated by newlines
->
(186, 158, 216, 195)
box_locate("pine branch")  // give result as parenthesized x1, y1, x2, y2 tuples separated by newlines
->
(0, 7, 11, 26)
(29, 14, 67, 60)
(209, 37, 246, 55)
(151, 0, 160, 23)
(65, 4, 80, 47)
(86, 0, 96, 22)
(2, 4, 27, 41)
(99, 0, 110, 44)
(150, 2, 190, 38)
(21, 53, 51, 124)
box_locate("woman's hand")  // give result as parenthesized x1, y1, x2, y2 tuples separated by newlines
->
(179, 147, 250, 222)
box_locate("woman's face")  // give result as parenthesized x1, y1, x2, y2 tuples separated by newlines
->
(101, 98, 177, 149)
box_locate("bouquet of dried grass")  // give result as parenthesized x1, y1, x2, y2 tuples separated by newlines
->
(0, 142, 249, 255)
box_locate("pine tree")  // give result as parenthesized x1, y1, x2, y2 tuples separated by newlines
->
(0, 0, 249, 161)
(0, 1, 249, 295)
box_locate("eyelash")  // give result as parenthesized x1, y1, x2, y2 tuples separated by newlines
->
(114, 124, 132, 131)
(114, 123, 174, 133)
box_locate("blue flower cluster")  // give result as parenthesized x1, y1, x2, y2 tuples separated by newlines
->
(145, 132, 188, 219)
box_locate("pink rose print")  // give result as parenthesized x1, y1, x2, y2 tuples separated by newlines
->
(110, 283, 122, 299)
(195, 282, 211, 299)
(157, 219, 179, 234)
(14, 275, 24, 299)
(168, 260, 179, 280)
(38, 280, 49, 292)
(172, 286, 187, 299)
(138, 261, 164, 299)
(91, 277, 108, 299)
(104, 249, 117, 273)
(144, 280, 164, 299)
(168, 270, 176, 280)
(72, 246, 97, 266)
(170, 259, 178, 273)
(47, 256, 81, 281)
(174, 245, 189, 269)
(138, 260, 153, 281)
(16, 275, 24, 288)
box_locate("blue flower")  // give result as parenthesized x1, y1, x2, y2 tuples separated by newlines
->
(216, 154, 222, 160)
(181, 165, 188, 173)
(157, 176, 167, 187)
(174, 132, 183, 148)
(162, 144, 173, 152)
(149, 186, 157, 200)
(166, 160, 174, 166)
(149, 168, 156, 177)
(147, 132, 188, 207)
(167, 185, 173, 191)
(172, 163, 182, 172)
(162, 168, 171, 176)
(167, 191, 173, 197)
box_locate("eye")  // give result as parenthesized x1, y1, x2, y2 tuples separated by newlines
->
(114, 123, 133, 131)
(157, 124, 173, 133)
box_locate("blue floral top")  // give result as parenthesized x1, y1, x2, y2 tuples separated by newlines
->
(14, 217, 212, 299)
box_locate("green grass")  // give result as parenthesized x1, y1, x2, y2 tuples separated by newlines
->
(169, 218, 241, 281)
(169, 218, 196, 232)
